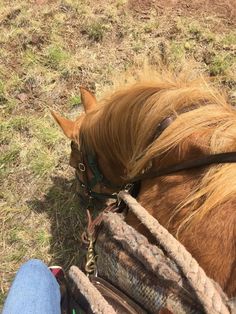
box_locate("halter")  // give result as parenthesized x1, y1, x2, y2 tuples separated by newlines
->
(71, 141, 123, 202)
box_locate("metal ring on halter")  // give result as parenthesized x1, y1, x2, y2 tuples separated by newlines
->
(124, 183, 133, 191)
(78, 162, 86, 172)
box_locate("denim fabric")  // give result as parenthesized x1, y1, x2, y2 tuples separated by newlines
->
(3, 259, 61, 314)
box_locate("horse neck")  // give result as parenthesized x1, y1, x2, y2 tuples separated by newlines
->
(137, 170, 202, 233)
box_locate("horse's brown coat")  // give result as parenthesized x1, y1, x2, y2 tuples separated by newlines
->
(52, 71, 236, 297)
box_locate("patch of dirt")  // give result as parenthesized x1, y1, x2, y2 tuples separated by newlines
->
(129, 0, 236, 23)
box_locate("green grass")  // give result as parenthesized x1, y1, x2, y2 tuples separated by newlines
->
(3, 99, 18, 114)
(28, 149, 56, 176)
(32, 118, 63, 147)
(36, 230, 51, 246)
(209, 54, 235, 76)
(69, 94, 81, 107)
(43, 45, 70, 69)
(0, 145, 20, 164)
(0, 145, 21, 178)
(8, 227, 24, 244)
(170, 42, 186, 62)
(220, 32, 236, 45)
(6, 116, 29, 131)
(0, 79, 5, 95)
(0, 292, 5, 306)
(23, 49, 41, 67)
(188, 21, 203, 39)
(82, 19, 109, 42)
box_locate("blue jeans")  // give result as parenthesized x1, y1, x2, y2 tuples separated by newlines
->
(3, 259, 61, 314)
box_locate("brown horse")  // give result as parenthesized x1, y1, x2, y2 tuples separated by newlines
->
(52, 70, 236, 298)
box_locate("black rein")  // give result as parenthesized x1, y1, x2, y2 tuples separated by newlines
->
(131, 152, 236, 183)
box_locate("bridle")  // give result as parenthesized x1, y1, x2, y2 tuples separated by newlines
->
(73, 115, 236, 205)
(72, 116, 175, 203)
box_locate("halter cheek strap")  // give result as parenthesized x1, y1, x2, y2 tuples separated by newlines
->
(86, 155, 121, 191)
(76, 170, 118, 200)
(73, 141, 122, 201)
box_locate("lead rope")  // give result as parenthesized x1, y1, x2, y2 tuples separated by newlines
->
(69, 205, 118, 314)
(118, 191, 232, 314)
(82, 210, 98, 276)
(82, 204, 117, 276)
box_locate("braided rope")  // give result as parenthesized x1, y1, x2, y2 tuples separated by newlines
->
(118, 191, 231, 314)
(69, 266, 116, 314)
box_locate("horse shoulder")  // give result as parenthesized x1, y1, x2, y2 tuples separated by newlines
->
(179, 201, 236, 298)
(132, 180, 236, 297)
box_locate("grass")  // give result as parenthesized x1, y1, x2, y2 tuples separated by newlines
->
(27, 148, 56, 176)
(0, 0, 235, 306)
(0, 145, 21, 178)
(69, 94, 81, 107)
(31, 118, 63, 147)
(44, 45, 70, 69)
(209, 54, 235, 76)
(84, 20, 107, 42)
(170, 42, 186, 62)
(220, 32, 236, 45)
(0, 79, 5, 95)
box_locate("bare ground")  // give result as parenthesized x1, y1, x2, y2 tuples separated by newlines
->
(130, 0, 236, 21)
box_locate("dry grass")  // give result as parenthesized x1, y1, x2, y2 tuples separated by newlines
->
(0, 0, 235, 305)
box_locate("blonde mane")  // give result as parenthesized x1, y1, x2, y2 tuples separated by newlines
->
(76, 71, 236, 231)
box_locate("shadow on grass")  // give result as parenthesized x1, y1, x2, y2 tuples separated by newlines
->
(28, 176, 87, 270)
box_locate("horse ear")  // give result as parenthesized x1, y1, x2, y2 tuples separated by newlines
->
(51, 111, 75, 139)
(80, 86, 97, 113)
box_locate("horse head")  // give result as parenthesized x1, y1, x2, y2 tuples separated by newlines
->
(52, 71, 236, 297)
(51, 87, 121, 208)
